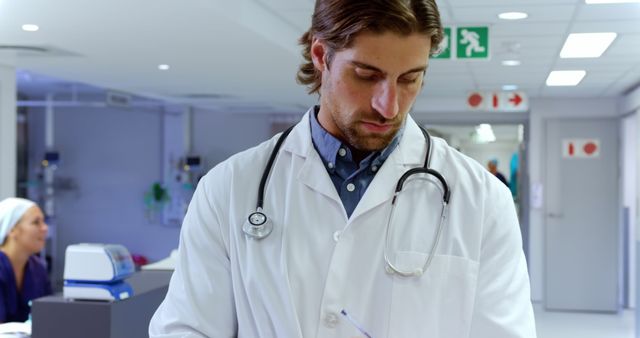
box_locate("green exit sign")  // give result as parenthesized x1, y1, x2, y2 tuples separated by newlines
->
(432, 27, 451, 59)
(456, 26, 489, 59)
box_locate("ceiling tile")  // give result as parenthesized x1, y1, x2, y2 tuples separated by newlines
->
(576, 3, 640, 22)
(572, 20, 640, 34)
(449, 5, 576, 23)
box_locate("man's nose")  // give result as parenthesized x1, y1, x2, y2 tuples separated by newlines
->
(371, 82, 399, 120)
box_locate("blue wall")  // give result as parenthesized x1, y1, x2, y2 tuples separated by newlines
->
(27, 105, 279, 285)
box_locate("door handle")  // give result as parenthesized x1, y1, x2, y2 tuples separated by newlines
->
(547, 212, 564, 219)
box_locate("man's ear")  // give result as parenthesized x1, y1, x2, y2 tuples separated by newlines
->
(310, 38, 328, 72)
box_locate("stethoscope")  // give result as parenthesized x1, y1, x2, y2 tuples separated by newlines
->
(242, 124, 451, 278)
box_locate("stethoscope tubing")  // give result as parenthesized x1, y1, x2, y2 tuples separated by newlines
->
(245, 122, 451, 279)
(256, 125, 295, 210)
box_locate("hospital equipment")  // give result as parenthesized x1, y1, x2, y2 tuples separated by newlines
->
(63, 244, 135, 301)
(243, 125, 451, 278)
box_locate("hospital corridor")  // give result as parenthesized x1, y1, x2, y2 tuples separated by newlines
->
(1, 0, 639, 337)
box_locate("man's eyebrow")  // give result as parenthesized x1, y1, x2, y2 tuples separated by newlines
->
(350, 61, 428, 76)
(351, 61, 383, 73)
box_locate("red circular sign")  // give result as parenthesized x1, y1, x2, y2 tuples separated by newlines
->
(468, 93, 483, 107)
(583, 142, 597, 155)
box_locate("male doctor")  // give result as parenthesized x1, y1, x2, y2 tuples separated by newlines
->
(149, 0, 536, 337)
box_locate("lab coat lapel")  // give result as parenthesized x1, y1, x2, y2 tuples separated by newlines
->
(282, 112, 344, 207)
(349, 116, 426, 221)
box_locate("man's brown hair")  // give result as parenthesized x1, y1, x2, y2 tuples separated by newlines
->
(296, 0, 443, 94)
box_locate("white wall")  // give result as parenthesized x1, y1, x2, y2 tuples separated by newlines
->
(620, 86, 640, 323)
(621, 86, 640, 245)
(192, 110, 281, 169)
(622, 112, 637, 308)
(0, 65, 16, 199)
(527, 97, 619, 302)
(621, 85, 640, 118)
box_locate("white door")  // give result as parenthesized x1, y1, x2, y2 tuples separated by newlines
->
(545, 118, 621, 312)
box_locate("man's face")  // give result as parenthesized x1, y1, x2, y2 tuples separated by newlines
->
(312, 31, 431, 152)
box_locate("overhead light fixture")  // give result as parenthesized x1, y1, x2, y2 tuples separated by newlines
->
(585, 0, 640, 4)
(498, 12, 528, 20)
(22, 24, 39, 32)
(502, 60, 521, 66)
(502, 85, 518, 91)
(546, 70, 586, 86)
(471, 124, 496, 144)
(560, 32, 617, 58)
(158, 64, 170, 71)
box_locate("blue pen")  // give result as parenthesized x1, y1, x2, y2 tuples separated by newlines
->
(340, 309, 373, 338)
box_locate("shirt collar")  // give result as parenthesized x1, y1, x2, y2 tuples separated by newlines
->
(309, 105, 404, 167)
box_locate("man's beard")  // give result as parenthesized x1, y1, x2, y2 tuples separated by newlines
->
(334, 111, 403, 152)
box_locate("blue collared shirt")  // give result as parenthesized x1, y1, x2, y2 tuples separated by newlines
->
(309, 106, 403, 217)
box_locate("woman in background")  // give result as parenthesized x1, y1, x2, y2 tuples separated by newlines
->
(0, 197, 52, 323)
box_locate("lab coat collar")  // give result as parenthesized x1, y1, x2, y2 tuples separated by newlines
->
(282, 108, 428, 221)
(281, 108, 313, 158)
(284, 110, 344, 213)
(349, 115, 426, 220)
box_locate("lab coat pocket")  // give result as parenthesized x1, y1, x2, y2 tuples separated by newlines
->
(388, 252, 478, 338)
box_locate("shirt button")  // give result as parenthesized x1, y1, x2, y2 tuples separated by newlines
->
(327, 162, 334, 169)
(324, 312, 339, 328)
(333, 230, 341, 242)
(371, 165, 379, 172)
(338, 148, 347, 157)
(346, 183, 356, 192)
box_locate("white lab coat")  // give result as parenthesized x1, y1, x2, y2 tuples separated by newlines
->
(149, 111, 536, 338)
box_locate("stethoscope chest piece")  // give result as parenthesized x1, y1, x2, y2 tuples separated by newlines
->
(243, 210, 273, 239)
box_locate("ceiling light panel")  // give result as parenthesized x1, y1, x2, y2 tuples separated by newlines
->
(502, 60, 521, 66)
(560, 32, 617, 58)
(546, 70, 587, 86)
(498, 12, 528, 20)
(22, 24, 39, 32)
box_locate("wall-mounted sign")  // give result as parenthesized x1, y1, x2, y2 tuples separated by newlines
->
(433, 27, 451, 59)
(457, 26, 489, 59)
(432, 26, 489, 60)
(466, 91, 528, 112)
(467, 92, 484, 109)
(562, 139, 600, 159)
